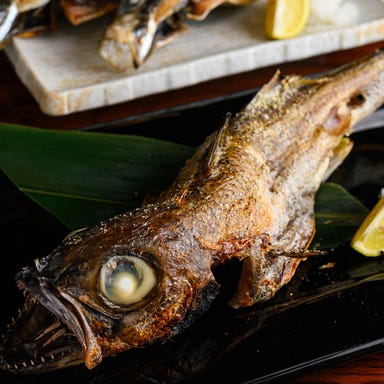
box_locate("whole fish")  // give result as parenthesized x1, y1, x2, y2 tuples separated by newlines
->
(2, 50, 384, 374)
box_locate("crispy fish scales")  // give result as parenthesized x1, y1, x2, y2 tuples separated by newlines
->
(2, 50, 384, 374)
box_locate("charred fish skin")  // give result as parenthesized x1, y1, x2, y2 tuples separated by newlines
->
(2, 50, 384, 374)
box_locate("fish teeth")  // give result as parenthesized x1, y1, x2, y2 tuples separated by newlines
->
(8, 359, 40, 370)
(2, 304, 28, 334)
(0, 351, 44, 371)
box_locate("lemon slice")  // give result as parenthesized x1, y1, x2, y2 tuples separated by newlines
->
(351, 196, 384, 257)
(265, 0, 310, 39)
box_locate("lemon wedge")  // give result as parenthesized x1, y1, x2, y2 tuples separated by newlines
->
(265, 0, 310, 39)
(351, 195, 384, 257)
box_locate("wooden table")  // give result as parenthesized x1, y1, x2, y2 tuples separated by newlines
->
(1, 40, 384, 383)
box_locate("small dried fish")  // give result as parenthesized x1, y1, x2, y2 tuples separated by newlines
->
(1, 50, 384, 374)
(0, 0, 258, 69)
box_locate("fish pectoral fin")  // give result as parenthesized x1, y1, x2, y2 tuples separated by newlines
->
(323, 137, 354, 180)
(267, 248, 327, 259)
(229, 247, 322, 309)
(229, 256, 261, 309)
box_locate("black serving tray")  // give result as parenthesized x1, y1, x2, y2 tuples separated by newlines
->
(0, 91, 384, 384)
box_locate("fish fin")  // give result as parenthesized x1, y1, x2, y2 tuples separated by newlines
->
(229, 253, 302, 308)
(229, 256, 262, 308)
(207, 113, 231, 169)
(252, 70, 281, 97)
(323, 137, 354, 180)
(229, 238, 323, 308)
(268, 248, 327, 259)
(243, 70, 283, 112)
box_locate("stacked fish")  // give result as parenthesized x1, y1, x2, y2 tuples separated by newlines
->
(0, 0, 253, 70)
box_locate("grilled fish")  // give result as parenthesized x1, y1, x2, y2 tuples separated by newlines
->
(99, 0, 253, 69)
(0, 0, 257, 69)
(0, 0, 51, 47)
(100, 0, 188, 69)
(2, 50, 384, 374)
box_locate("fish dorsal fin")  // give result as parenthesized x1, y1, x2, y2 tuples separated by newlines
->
(247, 70, 282, 105)
(207, 113, 232, 169)
(260, 69, 281, 93)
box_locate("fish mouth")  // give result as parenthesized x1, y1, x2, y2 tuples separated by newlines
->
(0, 267, 101, 374)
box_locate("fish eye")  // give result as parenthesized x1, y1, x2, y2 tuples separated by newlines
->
(99, 255, 157, 306)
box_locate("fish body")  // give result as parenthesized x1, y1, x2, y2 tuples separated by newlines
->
(2, 50, 384, 374)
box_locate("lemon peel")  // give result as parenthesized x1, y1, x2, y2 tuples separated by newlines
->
(351, 195, 384, 257)
(265, 0, 311, 40)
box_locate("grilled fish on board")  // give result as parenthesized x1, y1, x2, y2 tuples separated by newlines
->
(0, 0, 256, 69)
(2, 50, 384, 374)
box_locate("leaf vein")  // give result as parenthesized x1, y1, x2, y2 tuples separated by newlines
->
(20, 188, 131, 206)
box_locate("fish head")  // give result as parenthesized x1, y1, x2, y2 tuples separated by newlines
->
(0, 206, 218, 373)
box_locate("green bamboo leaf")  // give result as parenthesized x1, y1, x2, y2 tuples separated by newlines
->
(0, 123, 193, 229)
(0, 124, 369, 249)
(312, 182, 369, 249)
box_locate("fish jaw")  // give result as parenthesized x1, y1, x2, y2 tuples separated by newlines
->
(0, 265, 104, 373)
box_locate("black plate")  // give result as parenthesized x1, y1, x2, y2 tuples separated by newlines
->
(0, 92, 384, 384)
